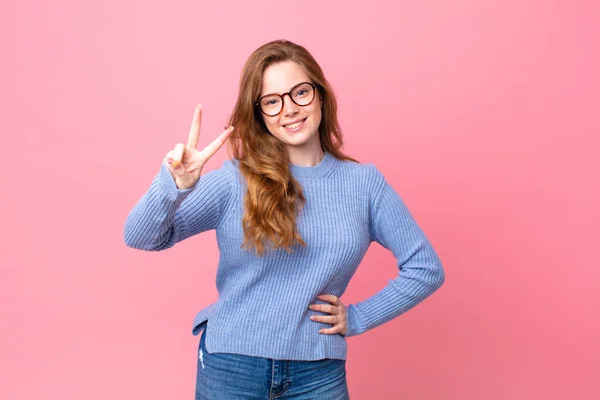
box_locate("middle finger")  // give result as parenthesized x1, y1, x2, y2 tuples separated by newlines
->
(309, 304, 336, 314)
(187, 104, 202, 149)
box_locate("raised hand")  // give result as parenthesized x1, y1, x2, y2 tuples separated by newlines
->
(164, 104, 234, 190)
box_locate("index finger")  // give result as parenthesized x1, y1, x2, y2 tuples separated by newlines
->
(187, 104, 202, 149)
(317, 294, 340, 305)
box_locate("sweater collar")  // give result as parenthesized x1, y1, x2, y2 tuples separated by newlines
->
(289, 151, 336, 179)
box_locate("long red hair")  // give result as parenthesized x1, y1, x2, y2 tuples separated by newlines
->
(225, 39, 358, 256)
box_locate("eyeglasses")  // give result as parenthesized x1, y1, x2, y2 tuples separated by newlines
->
(255, 82, 318, 117)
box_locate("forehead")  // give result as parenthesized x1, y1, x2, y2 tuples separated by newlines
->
(261, 61, 310, 96)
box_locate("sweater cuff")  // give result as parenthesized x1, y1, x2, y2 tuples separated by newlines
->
(158, 161, 197, 201)
(345, 304, 361, 338)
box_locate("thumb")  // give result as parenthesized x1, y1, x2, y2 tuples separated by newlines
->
(171, 160, 187, 176)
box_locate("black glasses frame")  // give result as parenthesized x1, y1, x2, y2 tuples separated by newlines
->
(255, 82, 318, 117)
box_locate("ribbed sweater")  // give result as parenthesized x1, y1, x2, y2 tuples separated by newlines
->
(124, 151, 445, 361)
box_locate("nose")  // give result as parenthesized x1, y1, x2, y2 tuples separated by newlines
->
(282, 93, 299, 116)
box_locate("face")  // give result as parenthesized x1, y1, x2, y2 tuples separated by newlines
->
(258, 61, 322, 150)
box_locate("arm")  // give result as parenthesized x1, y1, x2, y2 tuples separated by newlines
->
(123, 161, 234, 251)
(345, 166, 445, 337)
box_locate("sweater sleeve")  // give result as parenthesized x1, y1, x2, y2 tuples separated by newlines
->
(123, 160, 234, 251)
(344, 166, 445, 337)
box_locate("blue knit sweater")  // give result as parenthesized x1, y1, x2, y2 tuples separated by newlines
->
(124, 151, 445, 361)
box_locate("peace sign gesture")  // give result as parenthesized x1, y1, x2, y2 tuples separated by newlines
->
(164, 104, 234, 190)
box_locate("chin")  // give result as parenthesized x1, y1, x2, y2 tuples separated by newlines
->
(280, 128, 318, 146)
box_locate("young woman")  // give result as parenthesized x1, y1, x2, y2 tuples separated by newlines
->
(124, 39, 445, 400)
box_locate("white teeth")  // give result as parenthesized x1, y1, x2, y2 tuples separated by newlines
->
(284, 119, 305, 129)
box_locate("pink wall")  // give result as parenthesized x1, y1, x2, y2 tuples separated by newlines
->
(2, 0, 599, 398)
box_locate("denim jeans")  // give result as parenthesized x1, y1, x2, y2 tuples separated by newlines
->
(195, 327, 350, 399)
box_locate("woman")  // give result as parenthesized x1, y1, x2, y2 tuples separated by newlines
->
(124, 39, 445, 399)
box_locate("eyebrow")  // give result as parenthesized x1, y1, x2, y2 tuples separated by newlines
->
(260, 82, 308, 98)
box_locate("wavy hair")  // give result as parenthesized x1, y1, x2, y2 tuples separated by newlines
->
(225, 39, 358, 256)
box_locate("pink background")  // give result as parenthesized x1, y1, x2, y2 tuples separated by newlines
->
(2, 0, 599, 399)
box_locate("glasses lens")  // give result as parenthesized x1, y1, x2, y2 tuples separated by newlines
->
(260, 95, 282, 116)
(291, 83, 314, 106)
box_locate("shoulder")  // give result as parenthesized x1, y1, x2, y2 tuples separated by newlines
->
(219, 158, 245, 189)
(334, 158, 387, 190)
(221, 157, 244, 175)
(201, 158, 239, 180)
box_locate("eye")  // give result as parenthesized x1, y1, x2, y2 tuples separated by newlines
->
(261, 97, 281, 107)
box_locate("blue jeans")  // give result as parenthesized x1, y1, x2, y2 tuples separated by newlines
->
(195, 327, 350, 399)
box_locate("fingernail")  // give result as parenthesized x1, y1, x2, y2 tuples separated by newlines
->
(230, 126, 234, 132)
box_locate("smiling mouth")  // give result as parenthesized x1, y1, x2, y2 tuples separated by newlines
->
(283, 118, 307, 129)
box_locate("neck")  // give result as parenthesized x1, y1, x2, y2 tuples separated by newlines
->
(287, 143, 325, 167)
(288, 151, 336, 179)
